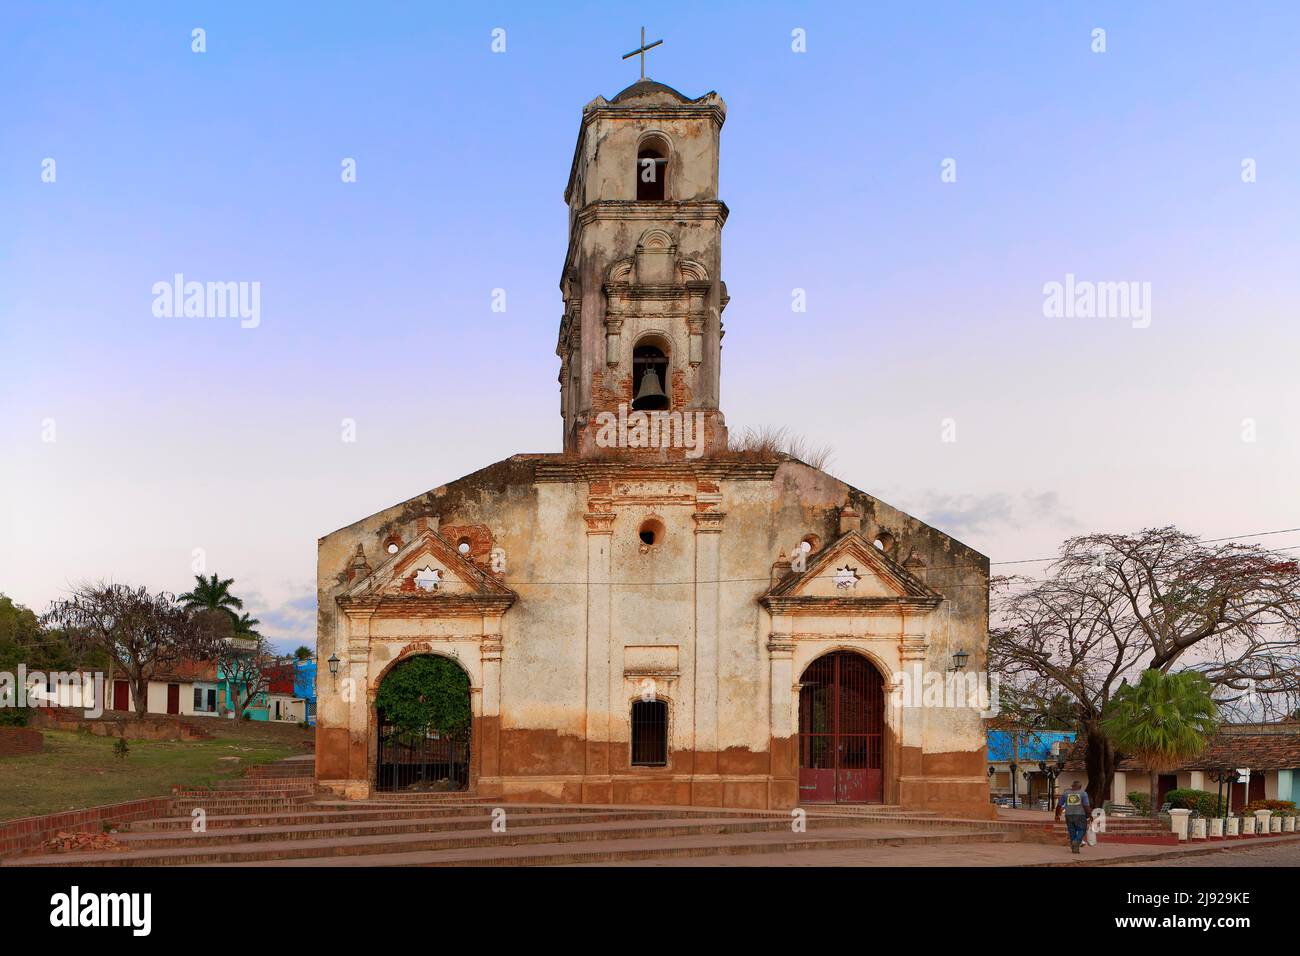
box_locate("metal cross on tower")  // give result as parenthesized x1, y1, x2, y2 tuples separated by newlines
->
(622, 27, 663, 81)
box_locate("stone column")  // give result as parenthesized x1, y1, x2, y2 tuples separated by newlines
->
(345, 607, 374, 800)
(894, 637, 928, 809)
(766, 633, 796, 808)
(1111, 771, 1127, 805)
(479, 635, 503, 785)
(692, 503, 725, 806)
(583, 491, 615, 803)
(1253, 809, 1272, 834)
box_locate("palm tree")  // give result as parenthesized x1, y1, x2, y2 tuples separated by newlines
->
(232, 612, 262, 639)
(293, 645, 312, 661)
(177, 574, 243, 616)
(1102, 669, 1219, 818)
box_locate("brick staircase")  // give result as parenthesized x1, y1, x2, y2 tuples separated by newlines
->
(1051, 816, 1179, 846)
(1, 757, 1023, 867)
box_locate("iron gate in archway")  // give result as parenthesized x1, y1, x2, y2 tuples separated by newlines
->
(798, 651, 885, 803)
(375, 717, 470, 793)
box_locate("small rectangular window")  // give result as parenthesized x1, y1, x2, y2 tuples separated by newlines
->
(631, 699, 668, 766)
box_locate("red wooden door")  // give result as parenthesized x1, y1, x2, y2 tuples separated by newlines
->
(1157, 774, 1177, 808)
(166, 683, 180, 715)
(1230, 774, 1265, 811)
(112, 680, 129, 712)
(799, 652, 884, 804)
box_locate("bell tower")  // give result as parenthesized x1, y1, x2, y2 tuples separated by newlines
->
(557, 77, 730, 459)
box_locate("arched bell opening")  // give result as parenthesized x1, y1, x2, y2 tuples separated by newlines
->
(631, 341, 670, 411)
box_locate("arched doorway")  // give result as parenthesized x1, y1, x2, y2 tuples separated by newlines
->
(799, 651, 885, 804)
(374, 655, 472, 793)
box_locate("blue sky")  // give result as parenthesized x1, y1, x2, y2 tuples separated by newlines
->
(3, 2, 1299, 651)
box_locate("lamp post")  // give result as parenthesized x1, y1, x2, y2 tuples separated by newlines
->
(1039, 756, 1066, 806)
(327, 653, 340, 684)
(1208, 768, 1237, 819)
(948, 649, 969, 673)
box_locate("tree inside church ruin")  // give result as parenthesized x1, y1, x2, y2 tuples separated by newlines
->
(989, 526, 1300, 808)
(374, 655, 471, 742)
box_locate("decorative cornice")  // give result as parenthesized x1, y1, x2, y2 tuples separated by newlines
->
(575, 199, 728, 229)
(584, 511, 617, 534)
(759, 595, 943, 616)
(692, 511, 726, 533)
(535, 459, 778, 484)
(336, 593, 516, 620)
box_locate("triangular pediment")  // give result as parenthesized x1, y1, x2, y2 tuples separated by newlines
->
(340, 528, 515, 602)
(761, 531, 942, 614)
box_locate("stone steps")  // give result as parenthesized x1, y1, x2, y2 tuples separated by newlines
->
(3, 804, 1018, 868)
(116, 810, 750, 847)
(199, 826, 1020, 868)
(1050, 822, 1178, 846)
(131, 804, 628, 832)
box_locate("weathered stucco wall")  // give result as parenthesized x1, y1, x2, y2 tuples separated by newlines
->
(316, 454, 991, 815)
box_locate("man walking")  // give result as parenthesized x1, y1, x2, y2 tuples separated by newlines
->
(1057, 780, 1091, 854)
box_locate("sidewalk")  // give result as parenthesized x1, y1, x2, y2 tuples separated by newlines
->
(580, 831, 1300, 867)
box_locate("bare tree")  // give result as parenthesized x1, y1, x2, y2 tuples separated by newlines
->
(989, 527, 1300, 808)
(43, 583, 218, 719)
(214, 632, 278, 719)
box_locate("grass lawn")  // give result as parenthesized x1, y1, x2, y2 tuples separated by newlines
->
(0, 720, 313, 821)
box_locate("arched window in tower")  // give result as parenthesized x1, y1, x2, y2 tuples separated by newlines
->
(631, 343, 669, 410)
(636, 145, 667, 201)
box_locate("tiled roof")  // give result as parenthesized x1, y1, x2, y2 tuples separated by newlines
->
(1064, 728, 1300, 772)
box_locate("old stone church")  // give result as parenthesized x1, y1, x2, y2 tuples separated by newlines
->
(316, 77, 992, 816)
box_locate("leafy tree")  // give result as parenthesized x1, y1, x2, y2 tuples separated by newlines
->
(232, 612, 262, 639)
(177, 574, 243, 616)
(1102, 669, 1219, 817)
(375, 656, 471, 741)
(293, 645, 313, 662)
(43, 583, 218, 718)
(990, 526, 1300, 808)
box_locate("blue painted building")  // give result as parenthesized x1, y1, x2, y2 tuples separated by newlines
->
(294, 659, 317, 726)
(987, 729, 1077, 806)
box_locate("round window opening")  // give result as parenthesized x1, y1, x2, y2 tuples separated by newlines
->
(386, 542, 399, 554)
(874, 532, 896, 554)
(457, 539, 472, 556)
(638, 518, 665, 548)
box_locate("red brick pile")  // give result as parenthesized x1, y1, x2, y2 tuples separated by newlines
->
(42, 830, 125, 853)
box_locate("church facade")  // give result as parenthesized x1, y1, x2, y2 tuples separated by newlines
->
(315, 79, 992, 817)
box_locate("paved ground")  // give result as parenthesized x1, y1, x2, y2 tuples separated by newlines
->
(1120, 841, 1300, 867)
(578, 834, 1300, 867)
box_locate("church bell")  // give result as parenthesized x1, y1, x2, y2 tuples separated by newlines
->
(632, 366, 668, 410)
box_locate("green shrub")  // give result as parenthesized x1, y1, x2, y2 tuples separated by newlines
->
(0, 708, 29, 727)
(1128, 791, 1152, 814)
(1165, 788, 1224, 817)
(113, 737, 130, 759)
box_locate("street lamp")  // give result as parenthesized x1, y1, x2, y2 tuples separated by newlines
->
(948, 649, 969, 672)
(1038, 756, 1066, 806)
(327, 653, 340, 683)
(1208, 768, 1238, 819)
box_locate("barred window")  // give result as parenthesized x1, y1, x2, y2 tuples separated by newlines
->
(631, 699, 667, 766)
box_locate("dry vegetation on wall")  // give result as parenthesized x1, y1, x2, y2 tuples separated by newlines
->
(726, 425, 834, 470)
